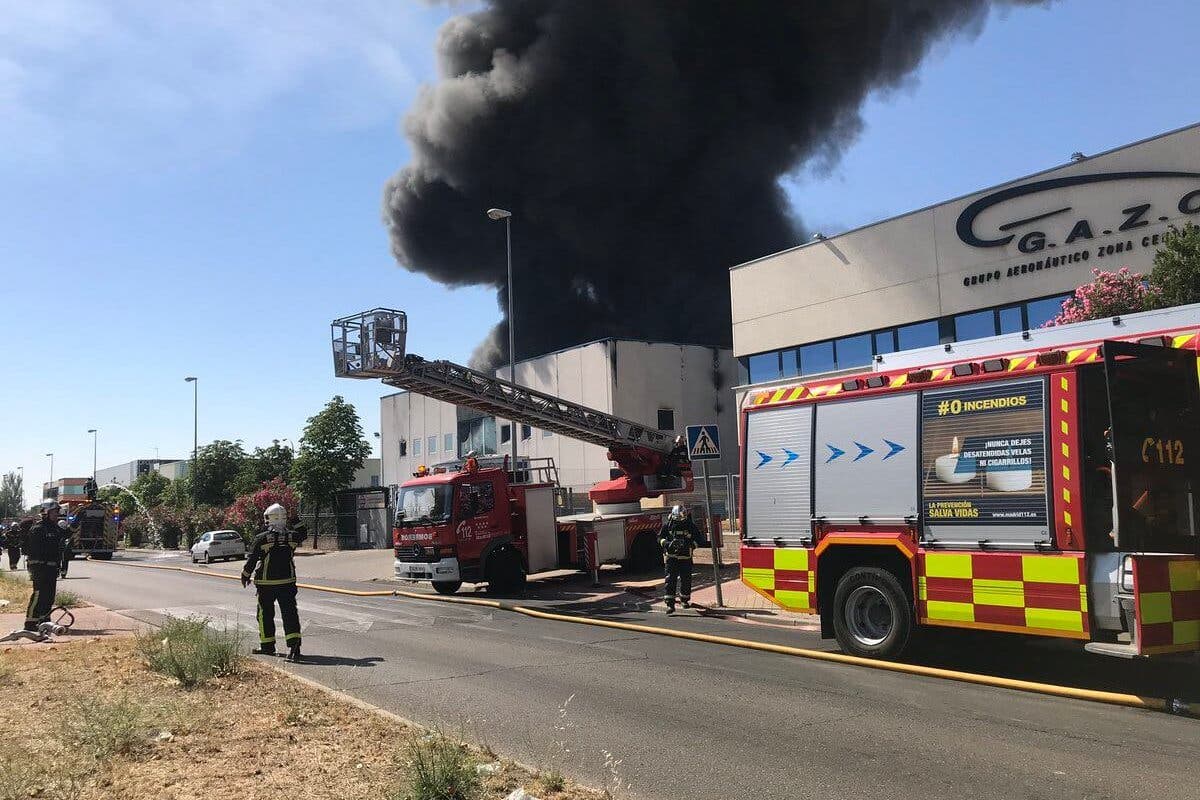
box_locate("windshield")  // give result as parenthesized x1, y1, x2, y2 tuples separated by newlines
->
(396, 484, 454, 526)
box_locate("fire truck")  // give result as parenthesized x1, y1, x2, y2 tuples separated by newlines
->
(331, 309, 695, 594)
(739, 310, 1200, 659)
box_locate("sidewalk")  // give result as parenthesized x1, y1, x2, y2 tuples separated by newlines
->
(0, 604, 145, 648)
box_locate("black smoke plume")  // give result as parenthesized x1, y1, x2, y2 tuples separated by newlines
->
(384, 0, 1051, 368)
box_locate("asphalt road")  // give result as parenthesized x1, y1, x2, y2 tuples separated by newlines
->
(63, 556, 1199, 800)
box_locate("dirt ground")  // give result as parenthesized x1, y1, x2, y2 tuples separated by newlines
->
(0, 637, 603, 800)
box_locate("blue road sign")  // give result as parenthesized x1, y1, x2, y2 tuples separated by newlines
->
(686, 424, 721, 460)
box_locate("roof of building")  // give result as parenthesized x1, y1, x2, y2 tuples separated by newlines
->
(729, 120, 1200, 272)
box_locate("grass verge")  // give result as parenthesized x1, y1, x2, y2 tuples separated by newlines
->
(0, 570, 85, 610)
(0, 636, 604, 799)
(136, 615, 243, 688)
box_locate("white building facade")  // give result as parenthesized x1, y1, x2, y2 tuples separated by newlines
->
(380, 339, 738, 497)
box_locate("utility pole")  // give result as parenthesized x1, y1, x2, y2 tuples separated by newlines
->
(88, 428, 98, 479)
(185, 377, 198, 504)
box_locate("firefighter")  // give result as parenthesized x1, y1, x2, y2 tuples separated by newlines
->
(657, 504, 705, 614)
(3, 520, 28, 570)
(23, 501, 68, 632)
(241, 503, 306, 662)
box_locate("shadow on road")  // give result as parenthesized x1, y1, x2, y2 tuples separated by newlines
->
(295, 653, 385, 668)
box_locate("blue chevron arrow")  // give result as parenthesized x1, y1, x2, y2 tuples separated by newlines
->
(782, 448, 799, 467)
(882, 439, 906, 460)
(756, 450, 774, 469)
(853, 441, 875, 461)
(825, 444, 845, 463)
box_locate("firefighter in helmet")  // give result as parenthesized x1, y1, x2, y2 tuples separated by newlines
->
(241, 503, 306, 661)
(23, 500, 69, 632)
(657, 504, 705, 614)
(3, 519, 29, 570)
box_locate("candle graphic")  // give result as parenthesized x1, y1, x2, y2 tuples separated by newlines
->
(934, 436, 976, 484)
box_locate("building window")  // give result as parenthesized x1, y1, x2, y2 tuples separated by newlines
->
(500, 424, 511, 444)
(954, 309, 997, 342)
(370, 475, 380, 487)
(543, 428, 553, 438)
(657, 409, 675, 431)
(748, 351, 782, 383)
(799, 341, 835, 375)
(521, 424, 531, 440)
(443, 433, 453, 452)
(1026, 294, 1071, 328)
(781, 348, 801, 378)
(998, 305, 1024, 334)
(412, 438, 420, 456)
(896, 320, 939, 351)
(427, 435, 437, 454)
(834, 334, 872, 370)
(398, 440, 407, 457)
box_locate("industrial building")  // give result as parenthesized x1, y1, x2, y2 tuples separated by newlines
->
(380, 339, 738, 498)
(95, 458, 182, 487)
(730, 122, 1200, 395)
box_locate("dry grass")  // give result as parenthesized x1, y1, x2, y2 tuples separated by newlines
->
(0, 570, 84, 609)
(0, 637, 604, 800)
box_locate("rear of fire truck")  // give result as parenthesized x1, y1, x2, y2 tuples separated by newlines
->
(739, 327, 1200, 659)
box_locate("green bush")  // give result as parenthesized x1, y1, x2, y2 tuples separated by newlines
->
(399, 733, 481, 800)
(59, 695, 151, 760)
(137, 616, 244, 688)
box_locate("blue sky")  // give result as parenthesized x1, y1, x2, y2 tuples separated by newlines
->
(2, 0, 1198, 507)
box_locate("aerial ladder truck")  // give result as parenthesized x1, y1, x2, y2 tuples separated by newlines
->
(331, 308, 695, 593)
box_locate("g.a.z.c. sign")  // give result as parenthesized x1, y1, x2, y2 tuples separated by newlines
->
(956, 171, 1200, 253)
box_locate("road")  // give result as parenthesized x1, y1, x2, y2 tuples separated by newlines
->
(64, 555, 1198, 800)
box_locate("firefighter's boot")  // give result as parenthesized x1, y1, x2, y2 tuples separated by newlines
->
(286, 645, 303, 663)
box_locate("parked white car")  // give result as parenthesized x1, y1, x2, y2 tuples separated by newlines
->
(191, 530, 246, 563)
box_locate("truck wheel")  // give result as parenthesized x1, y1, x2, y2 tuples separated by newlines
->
(92, 552, 113, 561)
(627, 533, 662, 573)
(832, 566, 912, 659)
(432, 581, 462, 595)
(486, 548, 526, 595)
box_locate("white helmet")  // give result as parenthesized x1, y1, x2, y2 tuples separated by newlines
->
(669, 504, 685, 521)
(39, 499, 58, 513)
(263, 502, 288, 532)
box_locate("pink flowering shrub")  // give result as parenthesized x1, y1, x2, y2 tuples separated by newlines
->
(1045, 267, 1161, 327)
(227, 477, 299, 537)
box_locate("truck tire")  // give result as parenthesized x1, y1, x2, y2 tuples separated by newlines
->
(832, 566, 913, 659)
(432, 580, 462, 595)
(92, 552, 113, 561)
(486, 548, 526, 596)
(627, 533, 662, 573)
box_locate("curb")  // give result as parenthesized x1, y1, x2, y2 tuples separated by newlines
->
(93, 559, 1198, 719)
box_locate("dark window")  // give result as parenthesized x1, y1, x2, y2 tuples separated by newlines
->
(954, 309, 997, 342)
(998, 305, 1024, 334)
(873, 330, 896, 356)
(398, 440, 407, 457)
(500, 424, 511, 444)
(799, 341, 835, 375)
(835, 334, 872, 370)
(657, 409, 675, 431)
(460, 482, 496, 518)
(897, 320, 939, 351)
(781, 348, 801, 378)
(748, 351, 782, 383)
(521, 424, 531, 440)
(1026, 295, 1072, 328)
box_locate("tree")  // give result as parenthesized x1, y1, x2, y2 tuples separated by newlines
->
(290, 396, 371, 510)
(129, 471, 170, 508)
(190, 440, 248, 506)
(1046, 267, 1160, 327)
(230, 440, 294, 498)
(0, 471, 24, 518)
(162, 475, 194, 510)
(1149, 222, 1200, 309)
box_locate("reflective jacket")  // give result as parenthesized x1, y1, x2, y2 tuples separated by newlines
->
(658, 516, 703, 561)
(242, 527, 307, 586)
(23, 519, 66, 566)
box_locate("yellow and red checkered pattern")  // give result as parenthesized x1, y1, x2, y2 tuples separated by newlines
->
(918, 551, 1089, 639)
(1133, 555, 1200, 655)
(740, 546, 816, 612)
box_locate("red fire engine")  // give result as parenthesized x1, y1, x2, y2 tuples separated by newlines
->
(739, 318, 1200, 659)
(331, 309, 694, 594)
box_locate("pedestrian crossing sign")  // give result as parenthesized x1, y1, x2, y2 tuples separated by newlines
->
(686, 424, 721, 460)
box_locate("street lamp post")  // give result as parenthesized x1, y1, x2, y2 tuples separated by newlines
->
(87, 429, 98, 480)
(486, 207, 518, 474)
(185, 377, 198, 503)
(45, 453, 53, 498)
